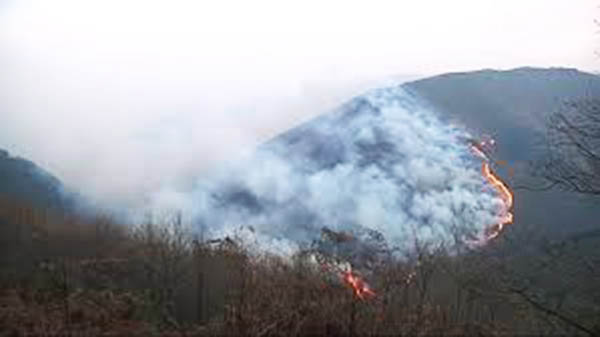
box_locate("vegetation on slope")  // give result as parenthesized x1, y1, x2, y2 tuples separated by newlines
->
(1, 199, 599, 336)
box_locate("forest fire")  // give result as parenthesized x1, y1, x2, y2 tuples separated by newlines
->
(313, 136, 514, 299)
(481, 161, 514, 239)
(312, 230, 377, 300)
(341, 268, 376, 300)
(468, 137, 514, 245)
(316, 257, 376, 300)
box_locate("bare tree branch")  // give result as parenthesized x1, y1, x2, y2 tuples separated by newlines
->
(535, 99, 600, 196)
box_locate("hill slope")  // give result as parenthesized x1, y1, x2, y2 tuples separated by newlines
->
(403, 67, 600, 236)
(0, 148, 70, 211)
(404, 67, 600, 160)
(223, 67, 600, 246)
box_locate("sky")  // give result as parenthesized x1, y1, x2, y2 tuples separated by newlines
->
(0, 0, 598, 210)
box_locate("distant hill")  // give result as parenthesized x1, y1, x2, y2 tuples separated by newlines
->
(2, 67, 598, 245)
(243, 67, 600, 245)
(404, 67, 600, 236)
(0, 148, 72, 211)
(404, 67, 600, 160)
(185, 67, 600, 253)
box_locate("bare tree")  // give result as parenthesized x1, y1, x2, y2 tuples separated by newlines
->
(130, 211, 195, 327)
(535, 99, 600, 196)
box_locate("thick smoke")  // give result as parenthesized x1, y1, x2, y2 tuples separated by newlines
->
(146, 86, 506, 255)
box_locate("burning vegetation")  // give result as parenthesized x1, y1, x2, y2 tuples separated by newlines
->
(309, 137, 516, 302)
(466, 136, 515, 246)
(2, 140, 600, 337)
(1, 197, 600, 336)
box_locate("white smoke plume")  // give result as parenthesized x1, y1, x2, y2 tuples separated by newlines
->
(143, 86, 506, 256)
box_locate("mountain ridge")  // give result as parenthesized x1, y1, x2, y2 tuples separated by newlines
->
(0, 148, 71, 211)
(1, 67, 598, 239)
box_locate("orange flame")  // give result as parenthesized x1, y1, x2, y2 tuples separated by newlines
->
(468, 139, 514, 245)
(319, 260, 376, 300)
(341, 268, 376, 300)
(481, 161, 513, 239)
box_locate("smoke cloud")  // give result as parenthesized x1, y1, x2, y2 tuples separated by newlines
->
(146, 86, 506, 255)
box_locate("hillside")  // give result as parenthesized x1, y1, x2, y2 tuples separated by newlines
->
(181, 67, 600, 255)
(1, 67, 599, 335)
(404, 67, 600, 160)
(404, 67, 600, 237)
(0, 149, 69, 210)
(2, 68, 597, 242)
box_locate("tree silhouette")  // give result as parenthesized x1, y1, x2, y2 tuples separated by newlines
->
(536, 99, 600, 196)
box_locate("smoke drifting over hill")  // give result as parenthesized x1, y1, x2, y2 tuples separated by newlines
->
(148, 87, 507, 255)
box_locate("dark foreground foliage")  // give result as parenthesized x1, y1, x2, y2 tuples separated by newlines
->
(1, 199, 599, 337)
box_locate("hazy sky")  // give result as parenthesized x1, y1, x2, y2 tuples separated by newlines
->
(0, 0, 598, 208)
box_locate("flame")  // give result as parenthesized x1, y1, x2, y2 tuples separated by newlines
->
(315, 137, 514, 298)
(481, 161, 513, 238)
(316, 137, 513, 298)
(467, 138, 514, 245)
(316, 254, 376, 300)
(341, 267, 376, 300)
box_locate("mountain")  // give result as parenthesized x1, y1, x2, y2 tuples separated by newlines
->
(2, 67, 597, 251)
(0, 148, 71, 211)
(191, 67, 600, 253)
(404, 67, 600, 160)
(403, 67, 600, 236)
